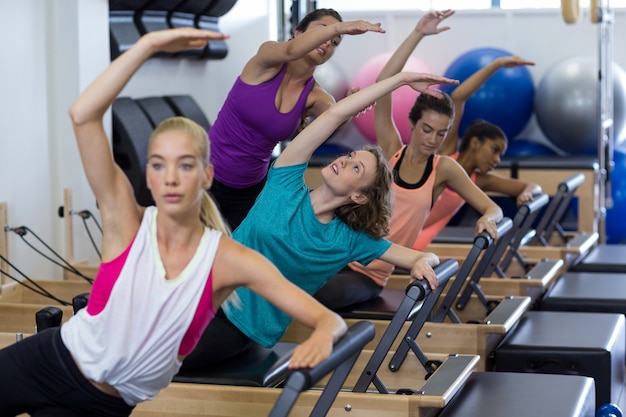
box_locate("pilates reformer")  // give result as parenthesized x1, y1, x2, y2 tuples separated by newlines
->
(493, 155, 600, 234)
(416, 194, 564, 304)
(132, 259, 479, 417)
(506, 173, 599, 268)
(390, 203, 560, 316)
(0, 292, 88, 347)
(285, 225, 530, 372)
(1, 316, 377, 417)
(0, 202, 91, 333)
(493, 310, 625, 411)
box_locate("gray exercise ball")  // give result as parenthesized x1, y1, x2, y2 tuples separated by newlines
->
(534, 56, 626, 155)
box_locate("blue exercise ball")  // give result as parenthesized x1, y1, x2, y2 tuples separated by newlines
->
(443, 47, 535, 141)
(534, 56, 626, 156)
(606, 149, 626, 244)
(597, 402, 623, 417)
(503, 138, 558, 159)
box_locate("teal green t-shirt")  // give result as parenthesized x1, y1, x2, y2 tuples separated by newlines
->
(225, 162, 391, 347)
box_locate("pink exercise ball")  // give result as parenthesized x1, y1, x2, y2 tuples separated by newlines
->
(351, 53, 433, 144)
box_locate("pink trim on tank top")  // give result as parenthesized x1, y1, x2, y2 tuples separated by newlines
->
(86, 239, 135, 315)
(84, 236, 215, 355)
(179, 270, 216, 355)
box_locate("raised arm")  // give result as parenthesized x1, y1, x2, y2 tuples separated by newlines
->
(213, 237, 347, 369)
(275, 72, 459, 167)
(374, 10, 454, 158)
(243, 20, 385, 80)
(440, 55, 535, 155)
(68, 28, 228, 217)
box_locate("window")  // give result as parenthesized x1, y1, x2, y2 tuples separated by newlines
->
(314, 0, 625, 10)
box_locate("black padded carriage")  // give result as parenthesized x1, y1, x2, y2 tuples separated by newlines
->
(494, 311, 626, 410)
(541, 272, 626, 316)
(437, 371, 596, 417)
(571, 244, 626, 273)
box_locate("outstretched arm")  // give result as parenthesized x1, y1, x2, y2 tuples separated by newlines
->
(374, 10, 455, 158)
(275, 72, 459, 168)
(440, 55, 535, 155)
(213, 237, 347, 369)
(477, 172, 542, 206)
(243, 20, 385, 81)
(68, 28, 228, 259)
(69, 28, 228, 217)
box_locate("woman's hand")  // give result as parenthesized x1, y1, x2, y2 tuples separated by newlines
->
(403, 72, 459, 96)
(143, 27, 230, 55)
(415, 9, 455, 36)
(516, 190, 536, 206)
(409, 253, 440, 290)
(495, 55, 535, 69)
(475, 216, 498, 240)
(288, 327, 337, 369)
(336, 20, 386, 36)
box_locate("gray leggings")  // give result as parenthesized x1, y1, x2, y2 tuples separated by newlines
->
(0, 327, 134, 417)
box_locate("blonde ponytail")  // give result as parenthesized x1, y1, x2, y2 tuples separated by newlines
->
(200, 191, 231, 236)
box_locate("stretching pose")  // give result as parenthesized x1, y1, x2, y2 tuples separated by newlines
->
(315, 10, 504, 310)
(0, 28, 347, 417)
(413, 54, 542, 250)
(209, 8, 386, 230)
(181, 69, 459, 370)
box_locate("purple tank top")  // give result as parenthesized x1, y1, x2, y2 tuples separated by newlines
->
(210, 64, 315, 187)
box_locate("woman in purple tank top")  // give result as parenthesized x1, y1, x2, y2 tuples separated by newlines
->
(209, 8, 386, 230)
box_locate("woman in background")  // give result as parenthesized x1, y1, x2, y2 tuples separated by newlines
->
(182, 69, 459, 370)
(209, 8, 386, 230)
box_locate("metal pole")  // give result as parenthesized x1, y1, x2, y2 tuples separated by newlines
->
(596, 0, 614, 243)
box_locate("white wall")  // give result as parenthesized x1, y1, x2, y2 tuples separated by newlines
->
(0, 1, 624, 280)
(327, 8, 626, 150)
(0, 1, 62, 281)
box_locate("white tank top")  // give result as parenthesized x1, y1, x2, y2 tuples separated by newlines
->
(61, 207, 221, 405)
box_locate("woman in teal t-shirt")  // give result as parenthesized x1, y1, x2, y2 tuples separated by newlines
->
(182, 70, 460, 370)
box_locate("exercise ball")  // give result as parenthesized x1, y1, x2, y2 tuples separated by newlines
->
(597, 403, 623, 417)
(534, 56, 626, 155)
(315, 60, 349, 100)
(443, 47, 535, 140)
(351, 53, 433, 144)
(606, 149, 626, 244)
(503, 138, 558, 159)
